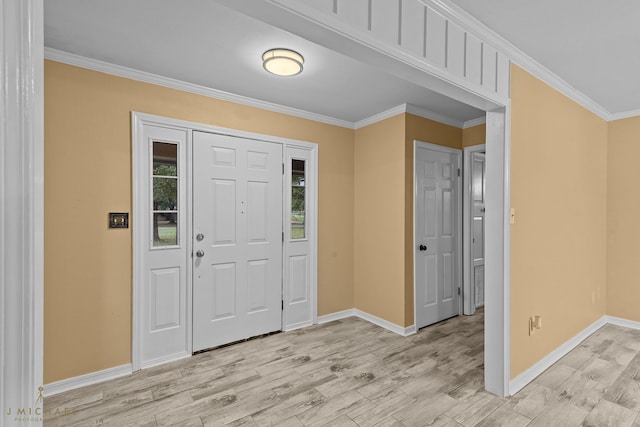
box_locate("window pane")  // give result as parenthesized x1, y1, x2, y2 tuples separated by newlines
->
(153, 142, 177, 176)
(153, 177, 177, 210)
(152, 141, 179, 248)
(291, 159, 306, 239)
(153, 212, 178, 246)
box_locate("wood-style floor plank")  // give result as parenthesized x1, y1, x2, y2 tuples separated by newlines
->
(44, 311, 640, 426)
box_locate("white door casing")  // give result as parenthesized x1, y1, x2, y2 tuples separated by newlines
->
(133, 112, 318, 369)
(414, 141, 462, 329)
(134, 124, 190, 369)
(463, 144, 486, 315)
(192, 131, 283, 351)
(472, 152, 486, 308)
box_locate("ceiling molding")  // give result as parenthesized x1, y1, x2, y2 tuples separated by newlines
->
(405, 105, 467, 129)
(463, 117, 486, 128)
(610, 109, 640, 122)
(354, 105, 406, 129)
(45, 48, 480, 131)
(44, 48, 355, 129)
(425, 0, 614, 121)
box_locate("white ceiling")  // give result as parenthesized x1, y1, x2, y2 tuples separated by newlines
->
(43, 0, 484, 126)
(44, 0, 639, 126)
(448, 0, 640, 115)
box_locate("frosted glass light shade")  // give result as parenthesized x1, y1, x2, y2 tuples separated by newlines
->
(262, 48, 304, 76)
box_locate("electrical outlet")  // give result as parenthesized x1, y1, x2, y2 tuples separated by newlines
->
(529, 316, 542, 335)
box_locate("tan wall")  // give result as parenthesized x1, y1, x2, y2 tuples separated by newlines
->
(353, 115, 407, 326)
(509, 64, 607, 378)
(404, 114, 463, 326)
(607, 116, 640, 321)
(44, 60, 355, 383)
(462, 124, 486, 148)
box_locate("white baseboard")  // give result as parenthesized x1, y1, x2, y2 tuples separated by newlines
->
(317, 309, 355, 324)
(317, 308, 416, 337)
(140, 352, 191, 370)
(509, 316, 607, 395)
(354, 309, 416, 337)
(604, 315, 640, 330)
(44, 364, 133, 397)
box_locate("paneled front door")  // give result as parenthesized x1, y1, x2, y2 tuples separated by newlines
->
(192, 131, 283, 351)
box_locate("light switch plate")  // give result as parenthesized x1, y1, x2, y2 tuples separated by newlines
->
(109, 212, 129, 229)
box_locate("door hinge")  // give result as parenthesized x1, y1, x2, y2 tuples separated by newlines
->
(457, 168, 461, 177)
(282, 163, 285, 175)
(282, 231, 284, 242)
(458, 287, 461, 295)
(282, 300, 284, 310)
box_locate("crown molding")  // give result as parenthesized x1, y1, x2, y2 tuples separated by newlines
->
(354, 105, 406, 129)
(610, 109, 640, 122)
(424, 0, 613, 122)
(44, 48, 355, 129)
(405, 104, 467, 129)
(463, 116, 486, 128)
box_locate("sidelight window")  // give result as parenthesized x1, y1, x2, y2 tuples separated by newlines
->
(152, 141, 178, 247)
(291, 159, 306, 239)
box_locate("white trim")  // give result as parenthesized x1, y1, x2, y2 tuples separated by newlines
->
(1, 0, 44, 425)
(43, 364, 133, 397)
(509, 316, 607, 396)
(604, 315, 640, 330)
(354, 309, 416, 337)
(317, 309, 355, 324)
(425, 0, 612, 121)
(484, 107, 511, 397)
(413, 141, 463, 330)
(463, 117, 487, 128)
(45, 49, 489, 132)
(610, 109, 640, 122)
(317, 309, 416, 336)
(354, 103, 484, 130)
(140, 352, 191, 371)
(354, 105, 406, 129)
(45, 48, 354, 129)
(462, 144, 486, 315)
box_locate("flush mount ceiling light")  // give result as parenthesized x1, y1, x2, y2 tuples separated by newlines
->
(262, 48, 304, 76)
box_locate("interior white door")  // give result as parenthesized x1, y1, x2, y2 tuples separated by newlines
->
(192, 131, 283, 351)
(415, 143, 461, 329)
(472, 152, 486, 308)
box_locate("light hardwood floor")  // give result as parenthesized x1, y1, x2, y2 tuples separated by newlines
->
(44, 310, 640, 426)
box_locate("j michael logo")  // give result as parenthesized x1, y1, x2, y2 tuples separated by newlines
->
(5, 385, 76, 423)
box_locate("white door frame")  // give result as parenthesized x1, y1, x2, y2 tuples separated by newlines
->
(413, 140, 463, 329)
(132, 112, 318, 370)
(463, 143, 486, 316)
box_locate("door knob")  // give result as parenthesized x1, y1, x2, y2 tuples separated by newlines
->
(419, 244, 427, 251)
(196, 250, 205, 258)
(196, 233, 205, 241)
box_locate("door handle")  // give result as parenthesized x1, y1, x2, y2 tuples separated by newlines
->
(419, 244, 427, 251)
(196, 250, 205, 258)
(196, 233, 205, 241)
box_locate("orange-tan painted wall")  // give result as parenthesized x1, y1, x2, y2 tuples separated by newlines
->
(353, 114, 407, 326)
(353, 113, 463, 327)
(607, 116, 640, 322)
(462, 123, 486, 148)
(509, 64, 607, 378)
(44, 60, 355, 383)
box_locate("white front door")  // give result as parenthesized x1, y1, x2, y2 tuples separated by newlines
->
(415, 142, 461, 329)
(192, 131, 283, 351)
(472, 152, 486, 308)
